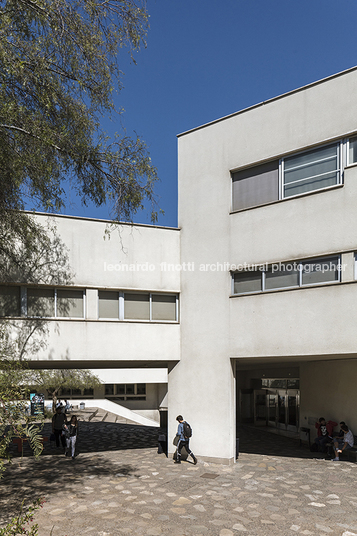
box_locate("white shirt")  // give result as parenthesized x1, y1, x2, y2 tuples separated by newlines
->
(344, 430, 354, 447)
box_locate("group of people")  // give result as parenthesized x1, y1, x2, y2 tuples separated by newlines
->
(55, 399, 71, 414)
(315, 417, 354, 460)
(52, 409, 196, 465)
(51, 406, 78, 460)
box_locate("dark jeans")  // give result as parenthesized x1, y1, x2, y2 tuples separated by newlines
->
(54, 429, 66, 448)
(177, 439, 194, 460)
(315, 435, 329, 452)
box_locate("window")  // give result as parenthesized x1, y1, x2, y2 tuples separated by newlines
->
(124, 292, 150, 320)
(124, 292, 178, 321)
(0, 286, 21, 317)
(57, 289, 83, 318)
(126, 384, 135, 395)
(136, 383, 146, 395)
(262, 378, 300, 389)
(283, 143, 340, 198)
(301, 256, 340, 285)
(232, 255, 341, 296)
(2, 284, 178, 321)
(27, 288, 55, 317)
(349, 136, 357, 164)
(27, 288, 84, 318)
(265, 264, 299, 291)
(98, 290, 119, 319)
(105, 384, 114, 396)
(60, 387, 94, 398)
(232, 140, 344, 212)
(152, 294, 177, 321)
(105, 384, 146, 401)
(233, 271, 262, 295)
(232, 160, 279, 211)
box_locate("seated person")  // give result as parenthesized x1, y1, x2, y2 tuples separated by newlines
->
(314, 417, 337, 452)
(332, 424, 354, 460)
(336, 421, 347, 437)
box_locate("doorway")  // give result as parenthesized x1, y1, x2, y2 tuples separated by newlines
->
(254, 388, 300, 432)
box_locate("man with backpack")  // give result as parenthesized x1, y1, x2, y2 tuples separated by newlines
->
(174, 415, 197, 465)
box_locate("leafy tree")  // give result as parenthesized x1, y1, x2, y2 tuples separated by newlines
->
(29, 368, 101, 412)
(0, 220, 74, 471)
(0, 0, 159, 230)
(0, 327, 44, 479)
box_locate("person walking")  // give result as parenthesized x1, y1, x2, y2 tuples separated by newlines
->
(52, 406, 66, 450)
(63, 415, 78, 460)
(174, 415, 197, 465)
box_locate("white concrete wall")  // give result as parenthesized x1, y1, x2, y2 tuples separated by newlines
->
(35, 213, 181, 291)
(26, 214, 181, 366)
(31, 320, 180, 364)
(230, 282, 357, 359)
(174, 68, 357, 463)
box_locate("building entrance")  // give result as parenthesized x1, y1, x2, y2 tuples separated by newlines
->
(254, 386, 300, 432)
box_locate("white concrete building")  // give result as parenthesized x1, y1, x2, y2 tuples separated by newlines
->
(2, 67, 357, 463)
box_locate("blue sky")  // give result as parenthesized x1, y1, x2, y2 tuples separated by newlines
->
(63, 0, 357, 227)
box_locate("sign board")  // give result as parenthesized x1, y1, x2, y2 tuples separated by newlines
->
(30, 392, 45, 417)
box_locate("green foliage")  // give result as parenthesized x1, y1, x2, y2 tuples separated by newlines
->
(0, 497, 45, 536)
(31, 368, 101, 411)
(0, 215, 72, 285)
(0, 0, 160, 226)
(0, 355, 44, 478)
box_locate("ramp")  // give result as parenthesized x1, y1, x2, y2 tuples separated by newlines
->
(82, 399, 160, 427)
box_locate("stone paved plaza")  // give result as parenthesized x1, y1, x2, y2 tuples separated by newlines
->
(1, 420, 357, 536)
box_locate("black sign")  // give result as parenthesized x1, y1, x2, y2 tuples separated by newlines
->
(30, 393, 45, 417)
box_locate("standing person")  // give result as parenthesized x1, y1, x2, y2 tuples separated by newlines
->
(52, 406, 66, 449)
(63, 415, 78, 460)
(314, 417, 337, 452)
(332, 424, 354, 461)
(64, 399, 71, 414)
(174, 415, 197, 465)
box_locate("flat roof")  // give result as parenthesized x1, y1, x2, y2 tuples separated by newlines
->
(26, 211, 180, 231)
(177, 65, 357, 138)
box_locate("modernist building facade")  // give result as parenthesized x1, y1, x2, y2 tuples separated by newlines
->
(2, 67, 357, 463)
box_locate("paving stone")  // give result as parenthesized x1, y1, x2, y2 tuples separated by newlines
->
(231, 523, 248, 531)
(2, 422, 357, 536)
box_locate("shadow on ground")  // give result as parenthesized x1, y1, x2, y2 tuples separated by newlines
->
(7, 421, 165, 458)
(237, 424, 335, 460)
(0, 453, 139, 524)
(2, 421, 165, 522)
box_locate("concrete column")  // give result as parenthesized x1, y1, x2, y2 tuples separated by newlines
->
(168, 358, 236, 465)
(86, 289, 98, 320)
(341, 252, 354, 282)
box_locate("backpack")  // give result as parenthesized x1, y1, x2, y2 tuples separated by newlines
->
(183, 421, 192, 438)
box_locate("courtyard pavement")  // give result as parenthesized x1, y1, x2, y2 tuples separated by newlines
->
(1, 420, 357, 536)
